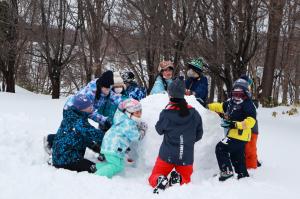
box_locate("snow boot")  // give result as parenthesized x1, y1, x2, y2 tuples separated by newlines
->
(43, 136, 52, 155)
(218, 171, 234, 181)
(237, 172, 249, 180)
(169, 170, 182, 186)
(153, 176, 168, 194)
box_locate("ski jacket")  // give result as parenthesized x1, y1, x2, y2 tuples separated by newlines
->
(52, 108, 104, 166)
(100, 109, 141, 159)
(125, 81, 147, 101)
(64, 79, 122, 125)
(150, 76, 173, 95)
(208, 98, 256, 142)
(185, 75, 208, 107)
(155, 103, 203, 165)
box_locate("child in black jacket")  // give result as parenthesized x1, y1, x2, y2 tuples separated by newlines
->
(148, 77, 203, 192)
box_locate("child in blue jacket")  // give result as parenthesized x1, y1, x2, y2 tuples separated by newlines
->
(185, 58, 208, 107)
(95, 98, 148, 178)
(121, 71, 147, 101)
(52, 94, 104, 173)
(150, 61, 174, 94)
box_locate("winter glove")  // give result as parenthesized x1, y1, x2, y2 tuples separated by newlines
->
(102, 119, 112, 132)
(221, 120, 236, 129)
(137, 121, 148, 140)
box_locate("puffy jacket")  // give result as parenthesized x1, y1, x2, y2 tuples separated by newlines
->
(64, 79, 122, 125)
(185, 75, 208, 107)
(150, 76, 172, 95)
(156, 104, 203, 165)
(52, 108, 104, 166)
(208, 99, 256, 142)
(100, 109, 141, 158)
(125, 81, 147, 101)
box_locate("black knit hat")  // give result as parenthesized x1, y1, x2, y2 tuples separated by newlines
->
(121, 71, 135, 83)
(168, 76, 186, 99)
(97, 70, 114, 88)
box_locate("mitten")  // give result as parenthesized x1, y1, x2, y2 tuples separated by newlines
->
(137, 121, 148, 140)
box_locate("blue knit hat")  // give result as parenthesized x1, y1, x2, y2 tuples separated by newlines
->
(73, 94, 93, 110)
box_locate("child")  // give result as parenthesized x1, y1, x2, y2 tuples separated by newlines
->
(44, 70, 117, 154)
(185, 57, 208, 107)
(95, 98, 148, 178)
(121, 71, 147, 101)
(148, 77, 203, 192)
(150, 61, 174, 94)
(208, 78, 256, 181)
(51, 94, 104, 173)
(240, 75, 260, 169)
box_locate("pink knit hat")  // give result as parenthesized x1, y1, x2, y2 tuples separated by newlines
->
(118, 98, 142, 113)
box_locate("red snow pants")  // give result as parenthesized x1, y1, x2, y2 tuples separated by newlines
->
(148, 157, 193, 188)
(245, 133, 258, 169)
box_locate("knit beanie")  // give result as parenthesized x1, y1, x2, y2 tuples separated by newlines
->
(113, 72, 126, 88)
(97, 70, 114, 88)
(118, 98, 142, 113)
(167, 76, 186, 99)
(121, 71, 135, 83)
(72, 94, 93, 110)
(158, 60, 174, 72)
(187, 57, 204, 75)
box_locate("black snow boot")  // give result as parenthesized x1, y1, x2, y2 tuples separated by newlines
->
(169, 170, 182, 186)
(237, 172, 249, 180)
(218, 171, 234, 181)
(153, 176, 168, 194)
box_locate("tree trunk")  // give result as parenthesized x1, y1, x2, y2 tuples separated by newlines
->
(209, 77, 216, 103)
(261, 0, 285, 106)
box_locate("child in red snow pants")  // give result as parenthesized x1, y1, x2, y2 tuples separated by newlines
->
(148, 157, 193, 188)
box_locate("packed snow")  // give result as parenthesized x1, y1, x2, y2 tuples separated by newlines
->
(0, 86, 299, 199)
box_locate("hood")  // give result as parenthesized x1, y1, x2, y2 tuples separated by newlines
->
(162, 108, 197, 125)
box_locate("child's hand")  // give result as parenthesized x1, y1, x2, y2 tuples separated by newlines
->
(137, 121, 148, 140)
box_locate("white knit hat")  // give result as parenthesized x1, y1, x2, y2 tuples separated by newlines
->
(113, 72, 126, 88)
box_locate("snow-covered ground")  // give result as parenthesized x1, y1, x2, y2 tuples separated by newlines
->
(0, 87, 299, 199)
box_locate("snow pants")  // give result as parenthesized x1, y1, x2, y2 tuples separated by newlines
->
(148, 157, 193, 188)
(215, 138, 248, 176)
(95, 153, 124, 178)
(245, 133, 258, 169)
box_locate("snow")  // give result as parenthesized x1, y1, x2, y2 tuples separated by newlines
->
(0, 87, 299, 199)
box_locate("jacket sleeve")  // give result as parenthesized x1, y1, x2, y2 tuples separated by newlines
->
(194, 111, 203, 142)
(155, 111, 168, 135)
(126, 120, 141, 142)
(235, 101, 257, 130)
(88, 110, 108, 125)
(208, 102, 224, 113)
(74, 119, 104, 146)
(150, 77, 166, 94)
(194, 77, 208, 102)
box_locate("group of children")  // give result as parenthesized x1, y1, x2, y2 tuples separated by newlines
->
(44, 58, 260, 192)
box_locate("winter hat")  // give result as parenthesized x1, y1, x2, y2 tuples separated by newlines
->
(96, 70, 114, 88)
(158, 60, 174, 72)
(167, 76, 186, 99)
(121, 71, 135, 83)
(187, 57, 205, 74)
(73, 94, 93, 110)
(118, 98, 142, 113)
(113, 72, 126, 88)
(232, 78, 251, 98)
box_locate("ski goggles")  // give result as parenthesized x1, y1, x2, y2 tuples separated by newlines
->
(231, 90, 247, 99)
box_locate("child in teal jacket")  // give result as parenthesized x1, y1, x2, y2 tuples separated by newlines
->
(95, 98, 148, 178)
